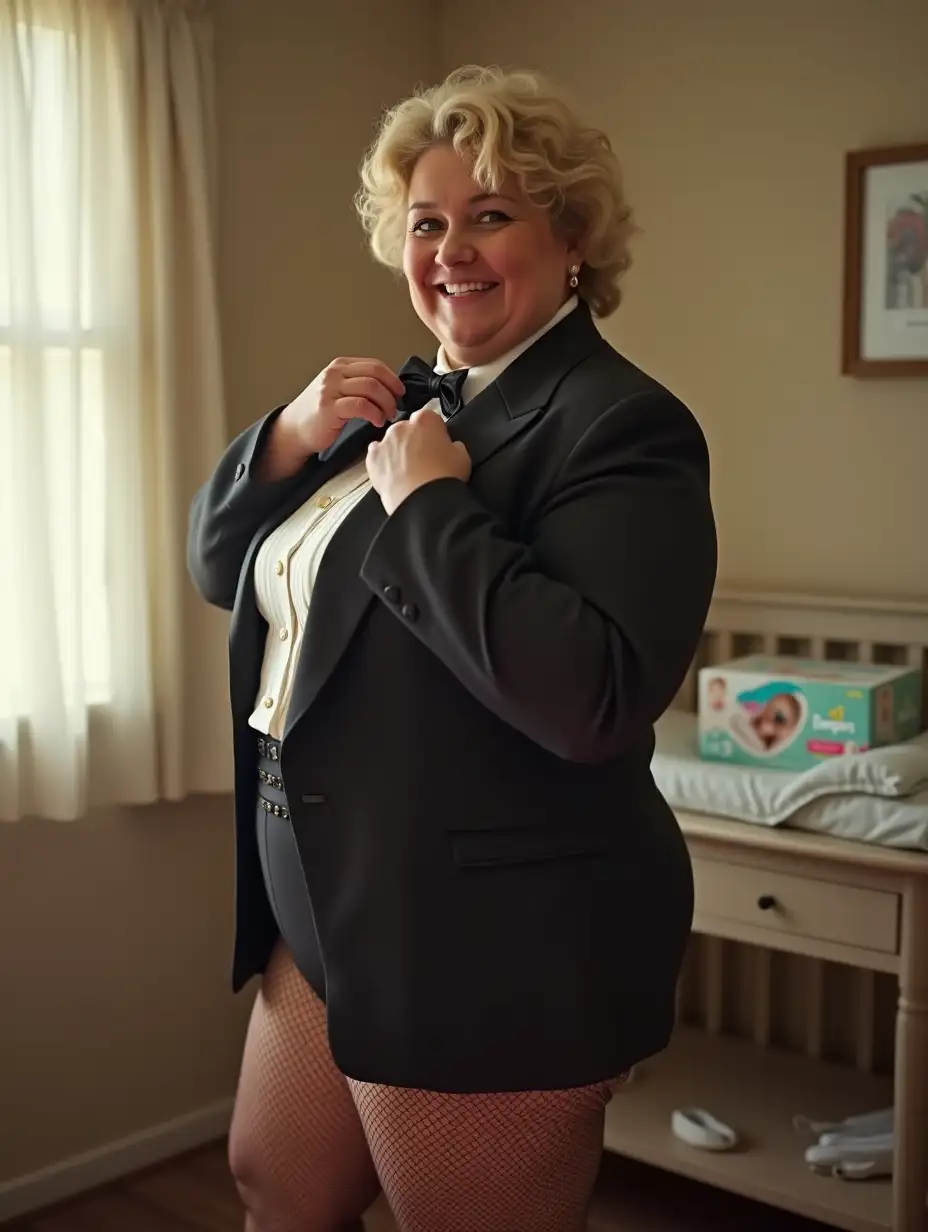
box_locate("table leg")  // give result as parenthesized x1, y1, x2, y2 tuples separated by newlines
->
(893, 878, 928, 1231)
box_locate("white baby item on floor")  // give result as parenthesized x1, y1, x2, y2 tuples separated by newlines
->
(804, 1132, 894, 1174)
(794, 1106, 895, 1180)
(832, 1155, 894, 1180)
(670, 1107, 739, 1151)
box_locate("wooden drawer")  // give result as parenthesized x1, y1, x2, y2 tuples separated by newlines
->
(691, 856, 900, 956)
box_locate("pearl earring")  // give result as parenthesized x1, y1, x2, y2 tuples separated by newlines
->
(568, 264, 580, 289)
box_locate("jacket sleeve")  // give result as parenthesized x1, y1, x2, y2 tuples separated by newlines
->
(187, 406, 318, 610)
(359, 389, 718, 762)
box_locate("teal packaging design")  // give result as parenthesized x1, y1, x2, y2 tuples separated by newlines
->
(698, 655, 923, 771)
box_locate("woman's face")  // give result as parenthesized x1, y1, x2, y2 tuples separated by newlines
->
(403, 144, 580, 369)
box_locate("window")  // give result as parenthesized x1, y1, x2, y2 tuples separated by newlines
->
(0, 0, 229, 820)
(0, 16, 117, 720)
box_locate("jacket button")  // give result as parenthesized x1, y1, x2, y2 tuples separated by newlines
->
(234, 463, 246, 481)
(402, 602, 419, 622)
(383, 584, 401, 605)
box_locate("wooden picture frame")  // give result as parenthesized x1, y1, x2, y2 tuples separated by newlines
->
(842, 142, 928, 377)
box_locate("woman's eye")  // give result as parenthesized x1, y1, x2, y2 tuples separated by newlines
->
(410, 210, 512, 235)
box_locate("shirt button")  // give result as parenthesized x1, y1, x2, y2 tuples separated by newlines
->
(279, 628, 289, 641)
(402, 602, 420, 622)
(316, 494, 333, 509)
(383, 584, 401, 605)
(263, 697, 274, 709)
(274, 561, 285, 576)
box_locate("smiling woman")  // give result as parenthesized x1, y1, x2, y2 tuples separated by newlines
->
(401, 145, 581, 367)
(188, 62, 718, 1232)
(356, 64, 635, 332)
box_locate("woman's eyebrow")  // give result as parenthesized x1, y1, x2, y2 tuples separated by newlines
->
(407, 192, 518, 211)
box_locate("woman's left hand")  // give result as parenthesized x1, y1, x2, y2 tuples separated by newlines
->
(367, 409, 472, 516)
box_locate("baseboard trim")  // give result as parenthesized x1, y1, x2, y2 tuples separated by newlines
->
(0, 1098, 234, 1223)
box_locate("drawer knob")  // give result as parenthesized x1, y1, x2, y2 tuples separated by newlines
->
(757, 894, 777, 911)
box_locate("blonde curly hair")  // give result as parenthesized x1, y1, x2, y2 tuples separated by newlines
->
(355, 66, 635, 318)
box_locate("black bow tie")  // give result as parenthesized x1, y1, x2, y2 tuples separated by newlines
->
(398, 355, 469, 419)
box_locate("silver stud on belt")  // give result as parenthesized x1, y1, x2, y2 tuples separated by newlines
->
(260, 797, 290, 821)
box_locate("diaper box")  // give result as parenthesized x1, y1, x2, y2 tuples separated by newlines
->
(698, 654, 923, 772)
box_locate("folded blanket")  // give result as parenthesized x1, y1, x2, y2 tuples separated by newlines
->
(652, 711, 928, 852)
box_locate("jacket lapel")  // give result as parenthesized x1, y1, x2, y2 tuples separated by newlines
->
(283, 484, 385, 740)
(228, 418, 382, 720)
(317, 415, 381, 466)
(280, 412, 422, 734)
(447, 300, 602, 468)
(445, 382, 541, 468)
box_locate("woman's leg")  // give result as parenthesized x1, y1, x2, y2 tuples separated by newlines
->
(347, 1076, 625, 1232)
(229, 942, 381, 1232)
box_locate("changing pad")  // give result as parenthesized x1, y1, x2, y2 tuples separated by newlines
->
(652, 711, 928, 853)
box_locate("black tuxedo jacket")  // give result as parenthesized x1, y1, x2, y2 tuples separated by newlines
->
(187, 303, 717, 1092)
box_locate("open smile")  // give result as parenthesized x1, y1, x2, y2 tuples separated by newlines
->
(437, 281, 499, 299)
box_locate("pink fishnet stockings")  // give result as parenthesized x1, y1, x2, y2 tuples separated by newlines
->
(229, 944, 622, 1232)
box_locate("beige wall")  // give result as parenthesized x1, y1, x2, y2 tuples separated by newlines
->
(218, 0, 436, 436)
(4, 0, 926, 1200)
(0, 796, 245, 1182)
(0, 0, 434, 1190)
(441, 0, 928, 597)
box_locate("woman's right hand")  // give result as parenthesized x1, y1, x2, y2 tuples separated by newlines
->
(257, 357, 407, 482)
(279, 357, 407, 458)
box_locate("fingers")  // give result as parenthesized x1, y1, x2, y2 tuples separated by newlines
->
(321, 359, 406, 431)
(339, 376, 398, 422)
(408, 408, 451, 433)
(332, 358, 405, 400)
(334, 397, 390, 429)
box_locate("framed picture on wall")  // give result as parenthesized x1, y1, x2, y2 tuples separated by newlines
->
(842, 142, 928, 377)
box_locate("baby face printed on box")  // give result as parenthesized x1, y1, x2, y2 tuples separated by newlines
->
(698, 656, 922, 772)
(731, 684, 807, 756)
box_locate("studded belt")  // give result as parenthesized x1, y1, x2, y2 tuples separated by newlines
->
(256, 735, 290, 822)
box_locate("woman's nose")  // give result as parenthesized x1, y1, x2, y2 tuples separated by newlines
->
(436, 227, 475, 267)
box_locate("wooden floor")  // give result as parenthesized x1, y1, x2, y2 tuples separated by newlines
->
(6, 1139, 835, 1232)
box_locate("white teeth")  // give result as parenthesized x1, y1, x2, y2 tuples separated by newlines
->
(442, 282, 495, 296)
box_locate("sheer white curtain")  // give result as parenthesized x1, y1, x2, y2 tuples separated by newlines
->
(0, 0, 231, 821)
